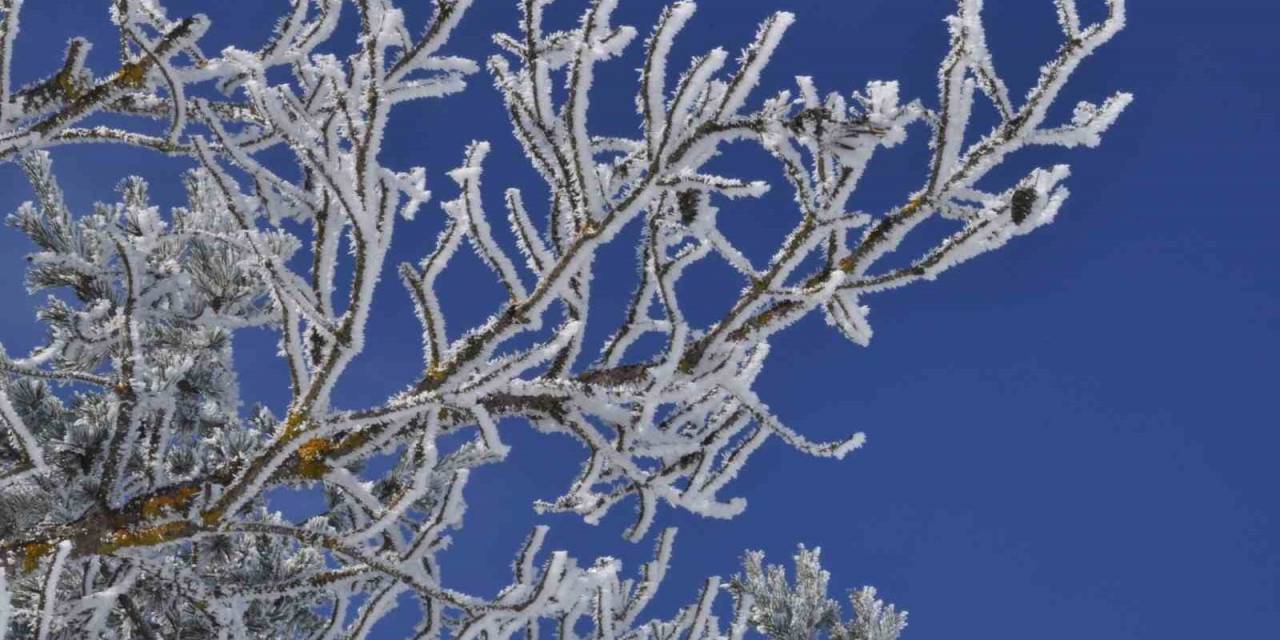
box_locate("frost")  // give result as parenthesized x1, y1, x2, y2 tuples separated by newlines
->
(0, 0, 1128, 637)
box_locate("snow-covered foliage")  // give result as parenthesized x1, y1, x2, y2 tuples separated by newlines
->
(0, 0, 1129, 637)
(733, 547, 906, 640)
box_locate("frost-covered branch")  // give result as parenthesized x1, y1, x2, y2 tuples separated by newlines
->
(0, 0, 1129, 637)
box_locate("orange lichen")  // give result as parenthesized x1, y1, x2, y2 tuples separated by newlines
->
(20, 541, 54, 573)
(140, 486, 200, 519)
(101, 522, 188, 553)
(294, 428, 374, 480)
(297, 436, 336, 479)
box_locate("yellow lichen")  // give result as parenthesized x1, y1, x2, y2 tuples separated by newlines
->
(336, 430, 371, 455)
(200, 508, 224, 527)
(55, 71, 82, 100)
(117, 62, 148, 88)
(281, 412, 308, 440)
(902, 195, 928, 215)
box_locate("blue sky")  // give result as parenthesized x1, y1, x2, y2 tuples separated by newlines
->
(0, 1, 1276, 638)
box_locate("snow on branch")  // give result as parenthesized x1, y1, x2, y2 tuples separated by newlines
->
(0, 0, 1128, 637)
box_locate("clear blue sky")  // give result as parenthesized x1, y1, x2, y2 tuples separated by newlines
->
(0, 1, 1276, 638)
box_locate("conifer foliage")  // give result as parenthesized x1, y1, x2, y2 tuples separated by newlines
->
(0, 0, 1128, 636)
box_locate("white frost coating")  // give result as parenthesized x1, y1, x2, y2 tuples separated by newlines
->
(0, 568, 9, 640)
(447, 142, 529, 301)
(955, 0, 1013, 119)
(1031, 92, 1134, 148)
(1054, 0, 1083, 36)
(663, 47, 728, 147)
(0, 0, 24, 125)
(469, 403, 510, 457)
(826, 290, 874, 347)
(641, 2, 697, 154)
(0, 0, 1128, 637)
(504, 187, 552, 274)
(718, 12, 795, 119)
(728, 383, 865, 460)
(340, 428, 437, 545)
(0, 383, 45, 475)
(35, 541, 71, 640)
